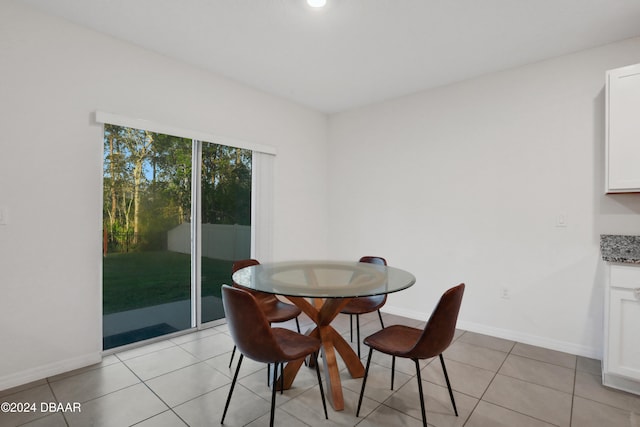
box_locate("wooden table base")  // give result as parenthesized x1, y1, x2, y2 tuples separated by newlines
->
(281, 296, 365, 411)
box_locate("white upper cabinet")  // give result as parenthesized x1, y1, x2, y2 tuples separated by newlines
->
(606, 63, 640, 193)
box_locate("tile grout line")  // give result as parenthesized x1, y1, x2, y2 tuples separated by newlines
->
(464, 339, 565, 427)
(569, 356, 577, 427)
(223, 381, 271, 426)
(117, 344, 207, 383)
(428, 331, 480, 426)
(358, 332, 460, 426)
(342, 347, 408, 424)
(460, 331, 509, 426)
(276, 382, 327, 427)
(487, 358, 577, 396)
(572, 387, 640, 415)
(46, 379, 70, 427)
(12, 380, 70, 427)
(121, 342, 277, 425)
(118, 353, 190, 427)
(11, 324, 639, 427)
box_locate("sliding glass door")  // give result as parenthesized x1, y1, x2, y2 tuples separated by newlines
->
(200, 142, 252, 323)
(102, 124, 251, 349)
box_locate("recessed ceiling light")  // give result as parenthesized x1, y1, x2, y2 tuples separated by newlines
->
(307, 0, 327, 8)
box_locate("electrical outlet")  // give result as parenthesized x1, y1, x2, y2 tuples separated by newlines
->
(500, 287, 510, 299)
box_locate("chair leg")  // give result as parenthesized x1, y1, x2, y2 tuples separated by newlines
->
(356, 314, 361, 358)
(267, 323, 272, 385)
(228, 345, 236, 369)
(221, 354, 243, 424)
(356, 347, 373, 417)
(415, 359, 427, 427)
(280, 362, 284, 395)
(439, 354, 458, 416)
(295, 318, 308, 367)
(377, 309, 385, 329)
(349, 314, 353, 342)
(313, 352, 328, 420)
(269, 361, 278, 427)
(391, 356, 396, 390)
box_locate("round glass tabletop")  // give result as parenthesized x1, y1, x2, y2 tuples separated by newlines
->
(231, 260, 416, 298)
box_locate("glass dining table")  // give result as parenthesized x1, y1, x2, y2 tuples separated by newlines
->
(231, 260, 416, 411)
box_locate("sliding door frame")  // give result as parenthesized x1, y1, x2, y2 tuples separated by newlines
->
(191, 139, 201, 328)
(97, 111, 275, 337)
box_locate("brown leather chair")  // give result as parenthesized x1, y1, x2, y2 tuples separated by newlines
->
(356, 283, 465, 427)
(340, 256, 387, 358)
(221, 285, 327, 426)
(228, 259, 302, 369)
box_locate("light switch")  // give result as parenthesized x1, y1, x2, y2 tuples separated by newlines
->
(555, 213, 567, 228)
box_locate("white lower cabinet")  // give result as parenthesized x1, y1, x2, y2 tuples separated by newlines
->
(603, 263, 640, 395)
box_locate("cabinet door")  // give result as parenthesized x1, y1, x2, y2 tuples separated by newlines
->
(607, 63, 640, 193)
(607, 287, 640, 379)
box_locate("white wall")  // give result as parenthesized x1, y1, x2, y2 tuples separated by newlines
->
(3, 0, 640, 392)
(327, 37, 640, 358)
(0, 1, 328, 390)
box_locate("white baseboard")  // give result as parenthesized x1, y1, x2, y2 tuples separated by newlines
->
(379, 304, 428, 323)
(381, 305, 601, 360)
(0, 352, 102, 392)
(603, 372, 640, 396)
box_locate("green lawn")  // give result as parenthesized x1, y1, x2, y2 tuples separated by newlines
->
(103, 251, 234, 314)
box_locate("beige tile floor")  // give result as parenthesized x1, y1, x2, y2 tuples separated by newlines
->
(2, 312, 640, 427)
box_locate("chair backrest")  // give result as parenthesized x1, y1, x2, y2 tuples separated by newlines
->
(221, 285, 284, 363)
(358, 256, 387, 304)
(232, 258, 260, 275)
(408, 283, 465, 359)
(359, 256, 386, 266)
(231, 258, 269, 299)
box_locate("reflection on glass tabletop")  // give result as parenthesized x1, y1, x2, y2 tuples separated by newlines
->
(231, 260, 416, 298)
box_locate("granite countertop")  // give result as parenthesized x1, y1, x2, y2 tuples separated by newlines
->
(601, 235, 640, 264)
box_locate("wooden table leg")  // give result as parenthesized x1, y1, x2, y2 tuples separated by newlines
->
(282, 357, 305, 390)
(318, 325, 344, 410)
(282, 296, 365, 411)
(330, 328, 365, 378)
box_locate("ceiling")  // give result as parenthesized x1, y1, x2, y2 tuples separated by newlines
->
(20, 0, 640, 113)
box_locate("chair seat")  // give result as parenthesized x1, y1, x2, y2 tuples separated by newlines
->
(363, 324, 422, 357)
(340, 295, 386, 315)
(357, 284, 465, 427)
(221, 284, 328, 426)
(261, 299, 302, 323)
(273, 328, 321, 361)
